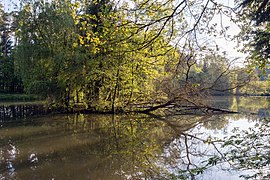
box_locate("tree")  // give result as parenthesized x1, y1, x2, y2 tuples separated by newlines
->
(0, 6, 22, 93)
(13, 0, 175, 111)
(237, 0, 270, 69)
(11, 0, 250, 113)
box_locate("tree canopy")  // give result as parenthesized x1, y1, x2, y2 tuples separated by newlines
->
(0, 0, 267, 112)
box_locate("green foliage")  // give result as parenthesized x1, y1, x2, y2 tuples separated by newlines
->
(197, 54, 232, 94)
(221, 118, 270, 179)
(13, 0, 177, 111)
(237, 0, 270, 69)
(0, 0, 256, 111)
(239, 80, 269, 95)
(0, 7, 23, 93)
(0, 93, 40, 101)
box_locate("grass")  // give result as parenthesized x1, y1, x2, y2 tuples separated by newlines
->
(0, 93, 42, 101)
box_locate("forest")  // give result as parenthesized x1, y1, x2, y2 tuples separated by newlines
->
(0, 0, 269, 113)
(1, 0, 270, 179)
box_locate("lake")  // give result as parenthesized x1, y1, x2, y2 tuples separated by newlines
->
(0, 96, 269, 179)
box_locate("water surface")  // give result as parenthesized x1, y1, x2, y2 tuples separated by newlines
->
(0, 96, 269, 179)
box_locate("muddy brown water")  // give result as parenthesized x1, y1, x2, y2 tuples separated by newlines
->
(0, 96, 269, 179)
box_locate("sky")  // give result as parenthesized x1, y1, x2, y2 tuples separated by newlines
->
(213, 0, 247, 65)
(0, 0, 247, 64)
(187, 0, 247, 66)
(1, 0, 20, 12)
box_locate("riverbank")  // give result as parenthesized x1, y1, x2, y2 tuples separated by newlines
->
(0, 93, 42, 101)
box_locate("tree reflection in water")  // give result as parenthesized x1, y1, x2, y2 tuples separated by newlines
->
(0, 141, 18, 179)
(0, 103, 45, 121)
(0, 113, 270, 179)
(221, 118, 270, 179)
(159, 115, 270, 179)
